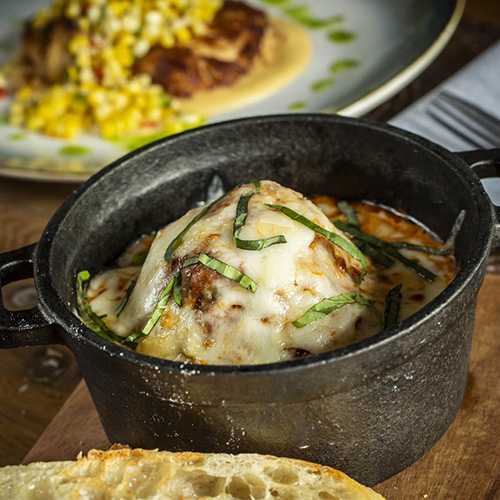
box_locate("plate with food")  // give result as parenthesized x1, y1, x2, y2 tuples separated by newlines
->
(1, 114, 498, 485)
(0, 0, 463, 182)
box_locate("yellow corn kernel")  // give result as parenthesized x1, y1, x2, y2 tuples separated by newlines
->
(175, 26, 191, 44)
(78, 17, 90, 31)
(17, 86, 32, 101)
(108, 1, 130, 17)
(69, 34, 89, 54)
(159, 31, 175, 47)
(26, 114, 44, 131)
(56, 114, 83, 138)
(67, 65, 79, 82)
(77, 52, 92, 68)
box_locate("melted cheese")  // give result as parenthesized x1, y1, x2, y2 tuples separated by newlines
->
(86, 181, 457, 365)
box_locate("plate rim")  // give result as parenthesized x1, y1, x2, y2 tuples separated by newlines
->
(335, 0, 465, 117)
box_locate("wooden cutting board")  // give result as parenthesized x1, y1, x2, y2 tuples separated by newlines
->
(22, 273, 500, 500)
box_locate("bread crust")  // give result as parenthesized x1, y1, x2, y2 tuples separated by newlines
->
(0, 445, 385, 500)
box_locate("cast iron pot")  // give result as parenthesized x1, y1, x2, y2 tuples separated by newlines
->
(1, 115, 499, 486)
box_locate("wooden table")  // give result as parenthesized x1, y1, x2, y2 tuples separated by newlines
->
(1, 1, 499, 498)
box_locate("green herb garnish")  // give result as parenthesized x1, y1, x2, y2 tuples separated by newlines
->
(123, 331, 143, 343)
(285, 6, 343, 29)
(173, 272, 183, 307)
(197, 253, 257, 292)
(75, 92, 87, 103)
(235, 235, 288, 251)
(268, 204, 367, 281)
(160, 94, 170, 108)
(334, 221, 436, 281)
(59, 145, 91, 156)
(132, 251, 148, 265)
(311, 78, 336, 92)
(259, 0, 291, 4)
(388, 241, 449, 256)
(337, 201, 394, 268)
(142, 253, 256, 333)
(76, 271, 126, 344)
(9, 133, 27, 141)
(288, 101, 308, 111)
(233, 184, 287, 251)
(115, 280, 136, 317)
(384, 284, 402, 329)
(164, 191, 227, 263)
(337, 200, 358, 226)
(293, 291, 374, 328)
(329, 59, 359, 74)
(142, 273, 178, 335)
(328, 30, 356, 43)
(251, 179, 261, 193)
(234, 193, 253, 237)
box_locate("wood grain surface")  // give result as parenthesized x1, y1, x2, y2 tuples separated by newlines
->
(0, 0, 499, 493)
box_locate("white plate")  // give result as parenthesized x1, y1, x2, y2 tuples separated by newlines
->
(0, 0, 464, 182)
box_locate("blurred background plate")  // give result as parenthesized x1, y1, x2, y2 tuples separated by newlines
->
(0, 0, 463, 182)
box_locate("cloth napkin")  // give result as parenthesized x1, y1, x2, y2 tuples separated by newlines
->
(390, 39, 500, 203)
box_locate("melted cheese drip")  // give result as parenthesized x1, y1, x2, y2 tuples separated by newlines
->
(86, 182, 458, 365)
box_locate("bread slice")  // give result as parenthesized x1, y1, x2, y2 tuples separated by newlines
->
(0, 445, 385, 500)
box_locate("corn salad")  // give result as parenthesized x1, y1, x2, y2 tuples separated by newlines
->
(8, 0, 223, 139)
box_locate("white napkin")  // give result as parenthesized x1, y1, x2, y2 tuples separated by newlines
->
(390, 39, 500, 203)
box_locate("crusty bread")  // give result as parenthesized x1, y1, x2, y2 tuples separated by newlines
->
(0, 445, 385, 500)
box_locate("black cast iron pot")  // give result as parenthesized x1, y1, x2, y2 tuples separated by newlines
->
(1, 115, 499, 486)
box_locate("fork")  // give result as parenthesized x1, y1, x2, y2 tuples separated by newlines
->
(426, 91, 500, 149)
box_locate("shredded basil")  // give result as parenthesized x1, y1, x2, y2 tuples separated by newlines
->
(164, 191, 227, 263)
(334, 221, 437, 281)
(173, 272, 183, 307)
(384, 284, 402, 329)
(124, 331, 143, 343)
(115, 280, 136, 317)
(337, 201, 394, 268)
(132, 252, 148, 265)
(337, 200, 359, 227)
(76, 271, 133, 346)
(142, 273, 178, 335)
(388, 241, 449, 256)
(142, 253, 256, 334)
(233, 193, 253, 238)
(235, 235, 287, 251)
(197, 254, 257, 292)
(293, 291, 374, 328)
(233, 185, 287, 251)
(268, 204, 367, 281)
(251, 179, 261, 193)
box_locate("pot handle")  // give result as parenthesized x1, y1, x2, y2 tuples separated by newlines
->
(0, 243, 62, 348)
(458, 149, 500, 271)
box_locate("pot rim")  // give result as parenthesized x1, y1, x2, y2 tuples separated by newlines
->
(34, 113, 494, 376)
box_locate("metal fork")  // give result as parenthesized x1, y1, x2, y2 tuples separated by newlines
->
(426, 91, 500, 149)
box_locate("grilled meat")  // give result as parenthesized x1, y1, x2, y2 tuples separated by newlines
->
(135, 0, 271, 97)
(9, 18, 77, 90)
(11, 0, 272, 98)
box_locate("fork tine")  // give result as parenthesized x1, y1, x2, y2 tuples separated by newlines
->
(440, 91, 500, 136)
(430, 100, 499, 149)
(426, 106, 487, 149)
